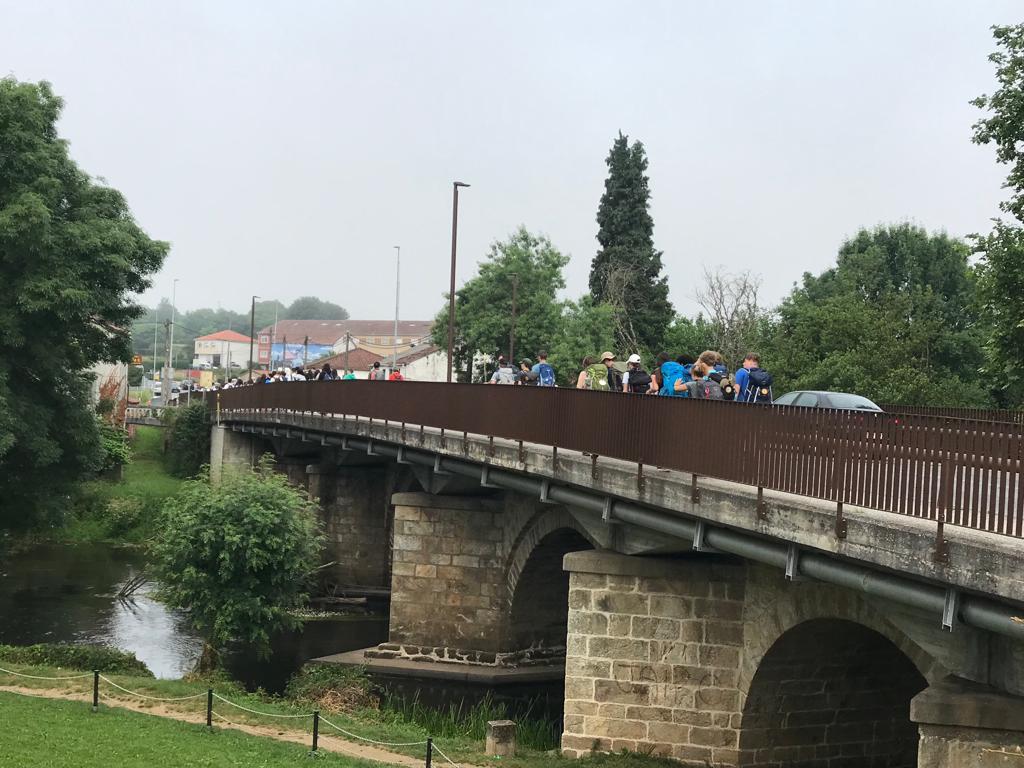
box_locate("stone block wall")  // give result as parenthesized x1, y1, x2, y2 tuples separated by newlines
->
(308, 465, 391, 588)
(560, 551, 747, 765)
(386, 492, 508, 655)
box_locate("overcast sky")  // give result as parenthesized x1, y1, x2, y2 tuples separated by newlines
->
(3, 1, 1020, 321)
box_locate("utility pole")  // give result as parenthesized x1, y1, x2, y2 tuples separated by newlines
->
(152, 309, 159, 385)
(248, 295, 259, 382)
(162, 319, 172, 406)
(303, 336, 309, 367)
(167, 278, 178, 371)
(344, 332, 351, 375)
(393, 245, 400, 373)
(271, 303, 279, 367)
(509, 272, 519, 366)
(447, 182, 470, 382)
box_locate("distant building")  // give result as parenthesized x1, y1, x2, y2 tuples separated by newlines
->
(391, 345, 447, 382)
(192, 330, 254, 370)
(307, 348, 384, 379)
(256, 320, 433, 368)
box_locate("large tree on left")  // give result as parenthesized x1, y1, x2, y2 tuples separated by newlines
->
(0, 79, 167, 527)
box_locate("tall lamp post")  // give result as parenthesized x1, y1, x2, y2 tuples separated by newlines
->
(167, 278, 178, 370)
(248, 295, 260, 382)
(509, 272, 519, 365)
(393, 245, 401, 373)
(447, 181, 470, 382)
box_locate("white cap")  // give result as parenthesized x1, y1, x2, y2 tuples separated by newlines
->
(627, 354, 642, 364)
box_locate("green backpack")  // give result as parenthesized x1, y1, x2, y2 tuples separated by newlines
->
(586, 363, 610, 391)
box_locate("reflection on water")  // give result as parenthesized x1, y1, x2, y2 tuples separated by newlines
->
(0, 543, 388, 689)
(0, 543, 203, 678)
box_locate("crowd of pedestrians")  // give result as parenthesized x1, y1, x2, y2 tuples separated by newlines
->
(191, 348, 774, 404)
(485, 347, 774, 403)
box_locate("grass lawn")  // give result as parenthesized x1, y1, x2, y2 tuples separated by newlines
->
(0, 690, 377, 768)
(62, 426, 184, 544)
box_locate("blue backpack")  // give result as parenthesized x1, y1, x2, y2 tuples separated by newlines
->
(659, 362, 688, 397)
(743, 367, 774, 403)
(537, 362, 556, 387)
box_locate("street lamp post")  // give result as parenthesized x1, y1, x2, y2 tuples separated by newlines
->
(248, 295, 260, 382)
(393, 245, 400, 373)
(447, 182, 470, 383)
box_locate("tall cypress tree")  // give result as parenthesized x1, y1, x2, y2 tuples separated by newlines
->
(589, 132, 673, 354)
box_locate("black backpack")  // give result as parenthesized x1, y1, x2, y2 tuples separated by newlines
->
(628, 368, 652, 394)
(744, 368, 774, 404)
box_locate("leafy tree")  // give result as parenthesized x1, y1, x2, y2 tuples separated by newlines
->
(549, 296, 617, 386)
(151, 457, 324, 666)
(0, 79, 167, 527)
(971, 24, 1024, 405)
(164, 402, 211, 478)
(662, 315, 720, 360)
(767, 225, 988, 406)
(589, 132, 673, 353)
(432, 227, 568, 381)
(284, 296, 349, 321)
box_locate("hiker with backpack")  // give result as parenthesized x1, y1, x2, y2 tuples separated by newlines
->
(698, 350, 736, 401)
(622, 354, 652, 394)
(532, 351, 557, 387)
(676, 360, 725, 400)
(517, 358, 539, 385)
(489, 354, 518, 385)
(575, 356, 595, 389)
(734, 353, 774, 404)
(657, 353, 694, 397)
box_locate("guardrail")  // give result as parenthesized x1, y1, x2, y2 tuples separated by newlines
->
(214, 382, 1024, 543)
(880, 403, 1024, 425)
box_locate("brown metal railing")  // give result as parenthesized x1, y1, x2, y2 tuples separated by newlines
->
(215, 382, 1024, 540)
(880, 403, 1024, 425)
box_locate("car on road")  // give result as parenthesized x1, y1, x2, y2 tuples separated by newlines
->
(773, 390, 883, 412)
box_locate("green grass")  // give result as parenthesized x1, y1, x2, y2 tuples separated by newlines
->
(0, 663, 681, 768)
(63, 426, 184, 544)
(0, 690, 377, 768)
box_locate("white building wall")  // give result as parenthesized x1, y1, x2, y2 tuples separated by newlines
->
(193, 339, 253, 367)
(400, 351, 448, 382)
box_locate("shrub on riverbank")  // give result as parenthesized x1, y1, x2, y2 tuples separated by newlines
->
(63, 427, 184, 544)
(0, 643, 151, 676)
(152, 456, 324, 667)
(163, 402, 211, 478)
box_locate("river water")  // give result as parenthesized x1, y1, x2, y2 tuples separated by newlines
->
(0, 543, 387, 690)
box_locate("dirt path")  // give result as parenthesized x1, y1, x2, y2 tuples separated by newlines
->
(0, 685, 425, 767)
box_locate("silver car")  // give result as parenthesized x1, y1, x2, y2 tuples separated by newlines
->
(773, 390, 883, 411)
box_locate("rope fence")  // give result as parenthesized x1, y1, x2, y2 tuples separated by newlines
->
(0, 664, 464, 762)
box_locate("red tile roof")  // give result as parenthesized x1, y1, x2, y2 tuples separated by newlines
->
(257, 320, 433, 346)
(309, 347, 384, 372)
(197, 330, 253, 343)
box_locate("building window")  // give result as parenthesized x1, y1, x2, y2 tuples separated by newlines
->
(259, 335, 270, 344)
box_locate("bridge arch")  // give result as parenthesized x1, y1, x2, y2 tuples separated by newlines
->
(737, 618, 927, 767)
(504, 509, 596, 651)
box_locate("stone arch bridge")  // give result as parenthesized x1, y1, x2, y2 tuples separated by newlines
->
(210, 382, 1024, 767)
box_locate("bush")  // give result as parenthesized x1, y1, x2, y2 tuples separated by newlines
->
(0, 643, 152, 676)
(151, 455, 324, 665)
(164, 402, 210, 478)
(97, 420, 131, 472)
(285, 664, 378, 712)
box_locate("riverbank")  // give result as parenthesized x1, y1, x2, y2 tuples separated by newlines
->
(61, 426, 184, 545)
(0, 661, 676, 768)
(0, 689, 379, 768)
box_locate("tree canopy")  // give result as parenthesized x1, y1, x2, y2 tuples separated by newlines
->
(0, 79, 167, 526)
(972, 24, 1024, 404)
(589, 132, 673, 355)
(432, 227, 568, 381)
(151, 458, 324, 664)
(767, 224, 988, 406)
(284, 296, 349, 321)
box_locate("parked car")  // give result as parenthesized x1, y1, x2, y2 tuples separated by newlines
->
(773, 390, 883, 411)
